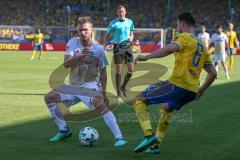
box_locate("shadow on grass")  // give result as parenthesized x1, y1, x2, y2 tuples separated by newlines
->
(0, 81, 240, 160)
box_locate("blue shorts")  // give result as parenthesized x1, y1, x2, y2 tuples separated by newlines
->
(139, 81, 197, 111)
(34, 44, 43, 50)
(229, 48, 234, 55)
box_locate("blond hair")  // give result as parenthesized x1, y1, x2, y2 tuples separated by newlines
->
(77, 16, 93, 27)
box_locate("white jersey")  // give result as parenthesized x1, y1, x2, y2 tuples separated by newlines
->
(211, 33, 228, 54)
(197, 32, 210, 48)
(65, 37, 109, 85)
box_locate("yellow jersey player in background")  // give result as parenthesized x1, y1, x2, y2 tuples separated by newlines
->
(226, 23, 239, 70)
(30, 29, 44, 60)
(132, 12, 217, 154)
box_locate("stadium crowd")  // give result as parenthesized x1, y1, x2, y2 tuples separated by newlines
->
(0, 0, 239, 41)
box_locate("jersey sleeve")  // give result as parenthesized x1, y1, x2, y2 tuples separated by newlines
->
(174, 34, 187, 52)
(98, 46, 109, 69)
(107, 20, 114, 33)
(64, 39, 75, 57)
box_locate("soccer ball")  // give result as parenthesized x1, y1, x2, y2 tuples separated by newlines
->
(79, 127, 99, 146)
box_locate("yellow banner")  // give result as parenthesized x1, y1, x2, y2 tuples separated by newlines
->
(0, 43, 20, 50)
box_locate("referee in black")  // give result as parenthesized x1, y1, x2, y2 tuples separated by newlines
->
(104, 5, 135, 97)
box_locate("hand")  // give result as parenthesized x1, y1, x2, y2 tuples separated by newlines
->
(134, 55, 148, 65)
(103, 95, 109, 106)
(77, 54, 85, 60)
(195, 90, 204, 100)
(129, 37, 133, 43)
(103, 44, 106, 50)
(82, 47, 90, 55)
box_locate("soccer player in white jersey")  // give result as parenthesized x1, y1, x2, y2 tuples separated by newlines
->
(210, 25, 230, 79)
(197, 25, 210, 48)
(44, 17, 127, 147)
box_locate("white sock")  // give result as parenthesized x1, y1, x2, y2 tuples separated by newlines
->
(223, 65, 229, 77)
(215, 64, 218, 74)
(48, 103, 68, 131)
(102, 111, 123, 140)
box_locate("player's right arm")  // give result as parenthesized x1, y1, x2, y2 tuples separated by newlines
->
(103, 33, 112, 48)
(234, 32, 239, 49)
(224, 34, 230, 55)
(135, 34, 185, 63)
(103, 20, 115, 48)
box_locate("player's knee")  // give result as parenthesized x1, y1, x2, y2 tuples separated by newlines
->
(133, 95, 146, 106)
(161, 103, 171, 112)
(134, 94, 146, 102)
(127, 71, 133, 75)
(92, 95, 107, 114)
(116, 65, 123, 74)
(116, 69, 122, 74)
(44, 91, 59, 104)
(128, 65, 134, 73)
(92, 95, 105, 108)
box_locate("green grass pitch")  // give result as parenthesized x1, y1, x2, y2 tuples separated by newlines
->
(0, 51, 239, 160)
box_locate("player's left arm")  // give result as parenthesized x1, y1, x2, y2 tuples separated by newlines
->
(100, 67, 109, 105)
(196, 63, 217, 100)
(99, 47, 109, 104)
(129, 20, 135, 42)
(100, 67, 107, 96)
(234, 33, 239, 49)
(129, 31, 134, 43)
(40, 33, 44, 45)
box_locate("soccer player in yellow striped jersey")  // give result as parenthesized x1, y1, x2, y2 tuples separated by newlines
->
(133, 12, 217, 154)
(226, 23, 239, 70)
(30, 29, 44, 60)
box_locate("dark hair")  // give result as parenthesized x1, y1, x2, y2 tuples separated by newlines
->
(177, 12, 195, 26)
(216, 25, 223, 29)
(117, 5, 126, 10)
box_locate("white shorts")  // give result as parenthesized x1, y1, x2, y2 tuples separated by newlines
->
(212, 53, 227, 62)
(55, 82, 101, 109)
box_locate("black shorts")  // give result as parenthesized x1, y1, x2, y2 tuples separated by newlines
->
(113, 41, 133, 64)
